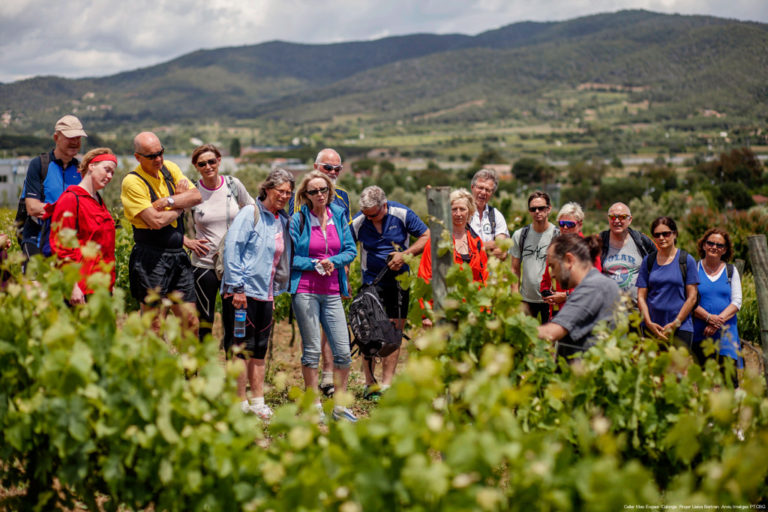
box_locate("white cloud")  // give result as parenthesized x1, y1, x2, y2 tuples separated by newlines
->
(0, 0, 766, 83)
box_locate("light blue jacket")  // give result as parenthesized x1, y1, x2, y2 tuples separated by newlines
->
(289, 203, 357, 295)
(221, 200, 292, 300)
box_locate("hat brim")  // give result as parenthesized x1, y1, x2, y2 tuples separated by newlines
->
(59, 129, 87, 138)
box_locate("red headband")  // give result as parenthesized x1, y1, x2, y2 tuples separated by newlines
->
(90, 154, 117, 165)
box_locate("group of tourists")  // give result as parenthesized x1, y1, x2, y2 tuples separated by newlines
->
(15, 115, 745, 423)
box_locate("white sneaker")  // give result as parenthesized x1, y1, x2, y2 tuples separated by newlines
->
(332, 406, 358, 423)
(250, 403, 273, 421)
(314, 402, 326, 423)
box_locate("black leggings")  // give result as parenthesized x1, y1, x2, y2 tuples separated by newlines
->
(193, 266, 220, 343)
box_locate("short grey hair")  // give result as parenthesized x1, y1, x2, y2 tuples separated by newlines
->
(359, 185, 387, 210)
(259, 168, 295, 200)
(557, 202, 584, 223)
(471, 168, 499, 191)
(450, 188, 476, 218)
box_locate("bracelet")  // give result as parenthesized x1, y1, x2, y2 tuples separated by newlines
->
(705, 314, 710, 324)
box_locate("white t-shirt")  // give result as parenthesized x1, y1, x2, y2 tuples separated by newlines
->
(511, 223, 557, 303)
(470, 204, 510, 243)
(190, 176, 254, 268)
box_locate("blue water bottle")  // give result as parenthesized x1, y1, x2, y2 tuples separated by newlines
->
(234, 309, 247, 338)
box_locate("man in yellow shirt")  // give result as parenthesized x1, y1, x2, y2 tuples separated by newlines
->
(121, 131, 202, 332)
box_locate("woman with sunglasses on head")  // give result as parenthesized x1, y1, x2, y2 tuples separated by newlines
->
(185, 144, 254, 342)
(691, 229, 742, 381)
(540, 202, 601, 318)
(290, 171, 358, 422)
(636, 216, 699, 349)
(418, 189, 488, 328)
(49, 147, 117, 304)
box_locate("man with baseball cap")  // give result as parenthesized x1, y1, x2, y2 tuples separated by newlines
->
(20, 115, 88, 267)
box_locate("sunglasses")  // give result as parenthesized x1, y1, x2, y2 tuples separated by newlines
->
(319, 163, 342, 172)
(705, 240, 726, 249)
(529, 205, 549, 213)
(653, 230, 674, 239)
(137, 147, 165, 160)
(195, 158, 217, 168)
(306, 186, 329, 196)
(364, 205, 384, 219)
(608, 214, 631, 221)
(558, 220, 577, 229)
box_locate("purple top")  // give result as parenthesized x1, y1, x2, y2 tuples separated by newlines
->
(296, 208, 341, 295)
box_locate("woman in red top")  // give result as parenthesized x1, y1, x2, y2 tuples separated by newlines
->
(419, 189, 488, 327)
(540, 202, 601, 318)
(49, 147, 117, 304)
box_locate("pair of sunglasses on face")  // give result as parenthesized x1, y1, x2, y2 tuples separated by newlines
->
(558, 220, 577, 229)
(306, 186, 329, 196)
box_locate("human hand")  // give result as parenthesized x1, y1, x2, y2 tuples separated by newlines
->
(184, 236, 209, 258)
(708, 313, 726, 329)
(491, 246, 508, 260)
(319, 258, 334, 275)
(175, 179, 190, 193)
(152, 197, 171, 210)
(232, 292, 247, 309)
(0, 233, 9, 248)
(550, 291, 567, 305)
(422, 317, 433, 329)
(648, 322, 668, 340)
(388, 252, 405, 271)
(703, 324, 719, 337)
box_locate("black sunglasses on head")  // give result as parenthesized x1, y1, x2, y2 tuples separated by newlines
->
(137, 146, 165, 160)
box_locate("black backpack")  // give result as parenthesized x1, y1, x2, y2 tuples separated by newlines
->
(348, 265, 403, 359)
(15, 152, 50, 245)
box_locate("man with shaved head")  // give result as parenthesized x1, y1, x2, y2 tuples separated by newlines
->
(599, 202, 656, 304)
(289, 147, 351, 396)
(121, 132, 202, 331)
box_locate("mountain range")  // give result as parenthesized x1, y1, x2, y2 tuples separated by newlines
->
(1, 9, 767, 132)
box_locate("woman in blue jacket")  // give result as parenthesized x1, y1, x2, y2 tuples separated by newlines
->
(221, 168, 294, 420)
(290, 171, 358, 422)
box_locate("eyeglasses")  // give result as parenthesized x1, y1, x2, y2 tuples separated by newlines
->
(558, 220, 577, 229)
(364, 205, 384, 219)
(137, 147, 165, 160)
(272, 188, 293, 198)
(306, 186, 329, 196)
(319, 163, 342, 173)
(528, 205, 549, 213)
(608, 214, 631, 221)
(705, 240, 726, 249)
(653, 230, 674, 239)
(195, 158, 217, 168)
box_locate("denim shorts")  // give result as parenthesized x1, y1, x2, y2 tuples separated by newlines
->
(292, 293, 351, 368)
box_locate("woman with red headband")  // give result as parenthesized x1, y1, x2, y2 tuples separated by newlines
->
(49, 147, 117, 304)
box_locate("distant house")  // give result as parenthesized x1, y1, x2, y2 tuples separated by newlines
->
(270, 158, 310, 179)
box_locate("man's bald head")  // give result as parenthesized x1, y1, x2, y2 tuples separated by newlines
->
(607, 202, 633, 235)
(608, 202, 631, 216)
(314, 148, 342, 181)
(133, 132, 164, 173)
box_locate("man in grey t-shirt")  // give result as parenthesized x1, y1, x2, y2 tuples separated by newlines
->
(511, 191, 558, 323)
(538, 234, 621, 359)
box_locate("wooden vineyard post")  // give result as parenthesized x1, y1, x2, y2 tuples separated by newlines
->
(426, 187, 453, 317)
(747, 235, 768, 387)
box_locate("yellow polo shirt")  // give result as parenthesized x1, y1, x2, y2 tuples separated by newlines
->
(121, 161, 192, 229)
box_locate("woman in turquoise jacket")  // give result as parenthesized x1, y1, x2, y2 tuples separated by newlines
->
(290, 170, 358, 422)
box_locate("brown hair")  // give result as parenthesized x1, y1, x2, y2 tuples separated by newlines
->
(191, 144, 221, 166)
(697, 228, 733, 261)
(295, 171, 335, 210)
(78, 147, 115, 175)
(549, 233, 601, 264)
(527, 190, 551, 208)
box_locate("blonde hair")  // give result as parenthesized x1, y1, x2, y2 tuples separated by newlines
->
(295, 171, 335, 210)
(450, 188, 476, 218)
(557, 202, 584, 223)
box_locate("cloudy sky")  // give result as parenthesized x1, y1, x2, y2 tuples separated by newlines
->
(1, 0, 766, 84)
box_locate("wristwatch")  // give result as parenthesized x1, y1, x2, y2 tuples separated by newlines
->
(167, 196, 175, 207)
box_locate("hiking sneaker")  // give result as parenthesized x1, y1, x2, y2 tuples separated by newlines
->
(332, 406, 358, 423)
(319, 382, 335, 397)
(363, 386, 382, 402)
(250, 403, 273, 421)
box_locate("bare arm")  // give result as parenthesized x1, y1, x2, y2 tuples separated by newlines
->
(389, 229, 430, 271)
(151, 180, 202, 211)
(510, 256, 521, 294)
(25, 198, 46, 219)
(538, 322, 568, 342)
(137, 207, 184, 230)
